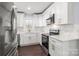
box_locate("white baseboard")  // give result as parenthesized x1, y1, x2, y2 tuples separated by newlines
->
(20, 42, 40, 47)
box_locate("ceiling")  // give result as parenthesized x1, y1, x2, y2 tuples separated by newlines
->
(14, 2, 53, 14)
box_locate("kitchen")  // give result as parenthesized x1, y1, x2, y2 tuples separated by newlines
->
(0, 2, 79, 56)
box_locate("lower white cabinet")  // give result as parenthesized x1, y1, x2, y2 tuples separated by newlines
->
(20, 33, 40, 46)
(49, 37, 79, 56)
(49, 38, 55, 56)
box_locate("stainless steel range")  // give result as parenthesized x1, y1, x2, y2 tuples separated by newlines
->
(42, 34, 49, 55)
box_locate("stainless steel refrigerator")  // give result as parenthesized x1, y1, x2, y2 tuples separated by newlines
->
(0, 5, 17, 56)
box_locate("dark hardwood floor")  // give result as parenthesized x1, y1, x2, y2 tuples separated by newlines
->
(17, 44, 47, 56)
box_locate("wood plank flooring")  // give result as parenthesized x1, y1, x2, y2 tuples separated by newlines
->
(18, 44, 47, 56)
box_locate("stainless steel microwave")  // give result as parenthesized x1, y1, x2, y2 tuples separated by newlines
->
(46, 14, 55, 25)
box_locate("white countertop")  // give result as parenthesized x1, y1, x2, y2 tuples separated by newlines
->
(50, 33, 79, 41)
(50, 35, 59, 40)
(42, 33, 79, 41)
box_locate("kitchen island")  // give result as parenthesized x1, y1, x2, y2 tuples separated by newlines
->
(49, 34, 79, 56)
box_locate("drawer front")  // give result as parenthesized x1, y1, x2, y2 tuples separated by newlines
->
(50, 37, 63, 47)
(49, 39, 55, 56)
(49, 37, 63, 56)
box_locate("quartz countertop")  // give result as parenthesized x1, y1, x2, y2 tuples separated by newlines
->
(42, 33, 79, 42)
(50, 33, 79, 42)
(50, 35, 59, 40)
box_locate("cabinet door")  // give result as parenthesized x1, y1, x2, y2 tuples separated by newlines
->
(27, 33, 40, 44)
(20, 33, 40, 46)
(55, 3, 61, 24)
(30, 34, 36, 43)
(20, 34, 28, 46)
(39, 15, 46, 26)
(49, 37, 64, 56)
(17, 13, 24, 27)
(59, 3, 68, 24)
(50, 4, 56, 16)
(35, 33, 41, 43)
(55, 3, 68, 24)
(49, 38, 55, 56)
(43, 12, 49, 20)
(33, 15, 39, 27)
(20, 33, 32, 46)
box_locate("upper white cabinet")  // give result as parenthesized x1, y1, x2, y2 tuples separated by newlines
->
(42, 2, 75, 25)
(33, 15, 46, 27)
(55, 3, 68, 24)
(38, 15, 46, 26)
(43, 10, 50, 20)
(17, 13, 24, 27)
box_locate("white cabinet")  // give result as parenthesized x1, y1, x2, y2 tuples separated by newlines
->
(55, 3, 68, 24)
(20, 34, 28, 46)
(20, 33, 40, 46)
(32, 15, 39, 27)
(38, 15, 46, 27)
(51, 3, 68, 24)
(43, 11, 49, 20)
(49, 36, 79, 56)
(54, 2, 75, 24)
(17, 13, 24, 27)
(42, 2, 74, 25)
(25, 15, 46, 27)
(49, 37, 65, 56)
(49, 38, 55, 56)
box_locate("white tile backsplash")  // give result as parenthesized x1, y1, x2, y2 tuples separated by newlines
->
(60, 24, 74, 32)
(58, 24, 79, 41)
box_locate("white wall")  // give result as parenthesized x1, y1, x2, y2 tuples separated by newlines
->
(72, 2, 79, 24)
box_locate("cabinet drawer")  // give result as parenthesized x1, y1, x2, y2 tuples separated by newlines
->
(50, 37, 62, 46)
(49, 39, 55, 56)
(49, 37, 63, 56)
(54, 46, 65, 56)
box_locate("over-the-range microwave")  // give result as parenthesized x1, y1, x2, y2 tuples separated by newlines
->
(46, 14, 55, 25)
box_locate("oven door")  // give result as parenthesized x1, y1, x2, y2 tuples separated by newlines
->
(42, 35, 49, 49)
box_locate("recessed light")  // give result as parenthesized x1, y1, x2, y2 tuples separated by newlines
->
(27, 7, 31, 10)
(12, 5, 16, 8)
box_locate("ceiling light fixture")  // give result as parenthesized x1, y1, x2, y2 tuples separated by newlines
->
(27, 7, 31, 10)
(12, 5, 16, 8)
